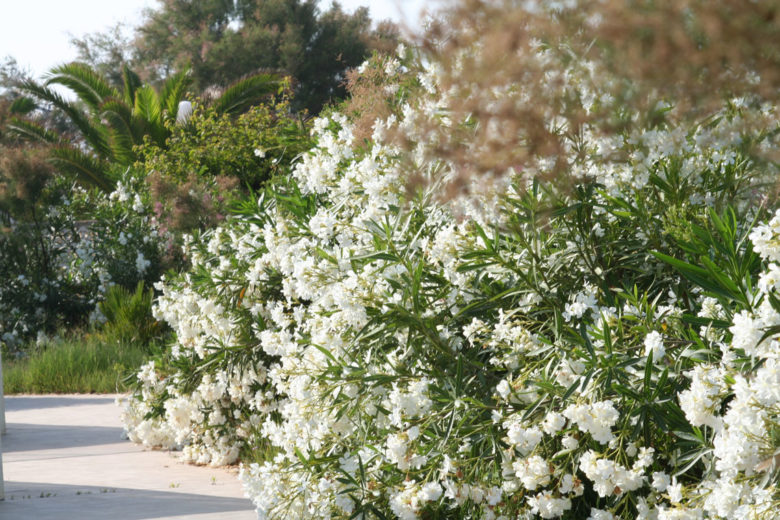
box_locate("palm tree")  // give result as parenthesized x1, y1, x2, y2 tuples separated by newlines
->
(8, 63, 279, 192)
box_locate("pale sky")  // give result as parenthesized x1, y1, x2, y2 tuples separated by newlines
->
(0, 0, 432, 80)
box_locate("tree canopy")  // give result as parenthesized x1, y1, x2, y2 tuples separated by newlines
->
(75, 0, 398, 114)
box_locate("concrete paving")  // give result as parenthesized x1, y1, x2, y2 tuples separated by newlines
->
(0, 394, 257, 520)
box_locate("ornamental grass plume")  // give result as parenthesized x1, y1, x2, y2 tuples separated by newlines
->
(0, 146, 54, 209)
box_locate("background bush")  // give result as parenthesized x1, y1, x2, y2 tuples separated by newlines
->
(0, 163, 167, 351)
(3, 330, 153, 394)
(140, 92, 312, 234)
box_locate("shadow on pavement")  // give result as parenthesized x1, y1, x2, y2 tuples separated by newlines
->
(0, 482, 255, 520)
(4, 396, 117, 412)
(3, 423, 125, 453)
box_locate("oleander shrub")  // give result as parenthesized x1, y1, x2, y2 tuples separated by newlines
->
(122, 111, 779, 520)
(121, 6, 779, 520)
(0, 165, 168, 351)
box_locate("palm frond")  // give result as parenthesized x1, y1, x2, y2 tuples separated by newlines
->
(160, 68, 191, 120)
(133, 84, 165, 146)
(49, 145, 116, 192)
(9, 96, 36, 115)
(133, 84, 161, 124)
(121, 64, 142, 108)
(212, 73, 279, 115)
(101, 98, 143, 140)
(6, 117, 61, 144)
(44, 62, 118, 113)
(19, 79, 112, 159)
(101, 98, 143, 165)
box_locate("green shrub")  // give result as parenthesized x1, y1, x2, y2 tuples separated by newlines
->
(140, 93, 312, 233)
(120, 50, 780, 519)
(0, 167, 167, 351)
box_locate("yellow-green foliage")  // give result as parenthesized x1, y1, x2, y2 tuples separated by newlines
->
(140, 94, 311, 189)
(139, 94, 312, 232)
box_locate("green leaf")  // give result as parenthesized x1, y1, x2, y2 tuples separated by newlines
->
(294, 448, 308, 466)
(133, 84, 162, 124)
(121, 64, 142, 107)
(19, 79, 112, 158)
(101, 98, 142, 165)
(699, 256, 741, 295)
(159, 68, 191, 118)
(644, 351, 653, 390)
(310, 343, 340, 366)
(651, 251, 739, 301)
(48, 145, 115, 192)
(315, 247, 338, 265)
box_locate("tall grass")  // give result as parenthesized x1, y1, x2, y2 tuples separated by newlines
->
(2, 333, 152, 394)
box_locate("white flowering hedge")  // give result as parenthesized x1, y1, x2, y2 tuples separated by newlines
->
(0, 172, 167, 348)
(122, 45, 779, 520)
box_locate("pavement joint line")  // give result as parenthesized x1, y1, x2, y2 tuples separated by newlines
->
(5, 450, 155, 462)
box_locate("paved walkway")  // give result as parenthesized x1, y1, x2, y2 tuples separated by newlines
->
(0, 394, 256, 519)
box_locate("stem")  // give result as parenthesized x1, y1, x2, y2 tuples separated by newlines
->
(29, 203, 51, 277)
